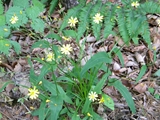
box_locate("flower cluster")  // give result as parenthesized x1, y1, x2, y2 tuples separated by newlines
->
(93, 13, 103, 24)
(10, 14, 18, 24)
(131, 1, 140, 8)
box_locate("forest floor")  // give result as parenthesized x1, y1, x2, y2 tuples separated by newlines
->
(0, 1, 160, 120)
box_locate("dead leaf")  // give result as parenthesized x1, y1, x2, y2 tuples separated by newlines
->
(132, 45, 146, 52)
(19, 80, 31, 95)
(13, 62, 22, 73)
(134, 83, 147, 94)
(135, 52, 145, 65)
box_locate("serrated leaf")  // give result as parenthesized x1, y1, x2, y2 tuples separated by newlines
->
(32, 0, 44, 12)
(31, 18, 45, 33)
(0, 26, 10, 38)
(135, 65, 147, 83)
(13, 0, 29, 8)
(102, 94, 114, 110)
(10, 41, 21, 54)
(153, 69, 160, 77)
(63, 30, 77, 39)
(26, 6, 41, 20)
(81, 52, 112, 76)
(0, 0, 4, 14)
(0, 39, 11, 55)
(0, 15, 5, 26)
(77, 3, 92, 41)
(49, 0, 58, 14)
(108, 79, 136, 113)
(5, 6, 27, 27)
(32, 40, 50, 49)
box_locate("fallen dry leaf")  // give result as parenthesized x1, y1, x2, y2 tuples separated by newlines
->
(134, 83, 147, 94)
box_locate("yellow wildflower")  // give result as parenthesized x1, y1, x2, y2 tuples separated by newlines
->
(99, 97, 105, 104)
(10, 14, 19, 24)
(62, 36, 71, 41)
(88, 91, 98, 102)
(93, 13, 103, 24)
(131, 1, 140, 8)
(60, 44, 72, 55)
(87, 113, 92, 117)
(28, 86, 40, 99)
(68, 17, 78, 27)
(46, 52, 55, 62)
(30, 106, 35, 110)
(46, 99, 50, 103)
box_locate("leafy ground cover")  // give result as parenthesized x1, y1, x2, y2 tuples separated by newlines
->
(0, 0, 160, 120)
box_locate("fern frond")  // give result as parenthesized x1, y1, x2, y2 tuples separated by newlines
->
(59, 4, 83, 32)
(116, 8, 130, 45)
(77, 3, 92, 41)
(140, 1, 160, 14)
(140, 20, 151, 48)
(0, 0, 4, 14)
(103, 5, 116, 38)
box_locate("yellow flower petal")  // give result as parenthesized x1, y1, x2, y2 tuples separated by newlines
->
(28, 86, 39, 99)
(93, 13, 103, 24)
(88, 91, 98, 102)
(10, 14, 19, 24)
(68, 17, 78, 27)
(60, 44, 72, 55)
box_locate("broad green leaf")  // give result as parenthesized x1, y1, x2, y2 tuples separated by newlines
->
(153, 69, 160, 77)
(10, 41, 21, 54)
(0, 39, 11, 55)
(5, 6, 28, 27)
(49, 95, 63, 120)
(82, 97, 91, 113)
(81, 52, 112, 76)
(47, 32, 61, 41)
(102, 94, 114, 110)
(32, 40, 50, 49)
(32, 0, 44, 12)
(63, 30, 77, 39)
(0, 113, 2, 119)
(49, 0, 58, 14)
(108, 79, 136, 113)
(94, 71, 111, 93)
(57, 76, 74, 83)
(0, 0, 3, 14)
(135, 65, 147, 83)
(0, 15, 5, 26)
(26, 6, 41, 20)
(31, 18, 45, 33)
(13, 0, 29, 8)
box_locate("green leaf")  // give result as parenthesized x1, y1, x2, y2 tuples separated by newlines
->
(13, 0, 29, 8)
(0, 39, 11, 55)
(82, 97, 91, 113)
(102, 94, 114, 110)
(32, 40, 50, 49)
(77, 3, 92, 41)
(49, 0, 58, 14)
(32, 0, 44, 12)
(0, 15, 5, 26)
(0, 0, 4, 14)
(135, 65, 147, 83)
(31, 18, 45, 33)
(5, 6, 28, 27)
(81, 52, 112, 76)
(49, 95, 63, 120)
(0, 81, 14, 92)
(63, 30, 77, 39)
(57, 76, 74, 83)
(153, 69, 160, 77)
(148, 87, 154, 94)
(0, 26, 10, 38)
(26, 6, 41, 20)
(10, 41, 21, 54)
(108, 79, 136, 113)
(47, 32, 61, 41)
(112, 47, 124, 67)
(0, 113, 2, 119)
